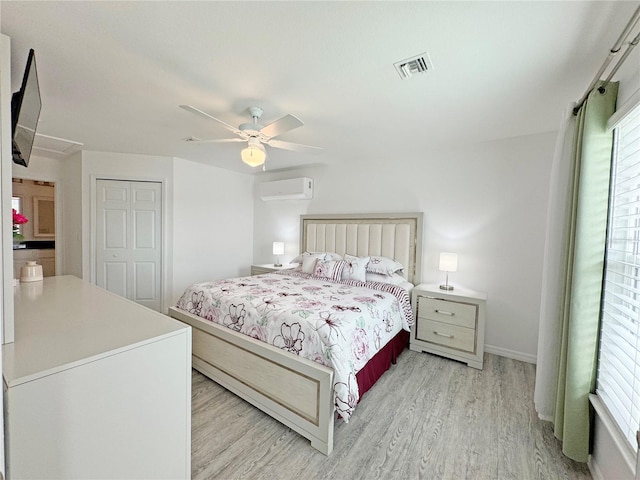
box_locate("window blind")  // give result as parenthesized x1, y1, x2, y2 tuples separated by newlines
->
(597, 103, 640, 452)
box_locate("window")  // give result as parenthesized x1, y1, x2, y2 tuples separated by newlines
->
(12, 196, 21, 213)
(596, 103, 640, 452)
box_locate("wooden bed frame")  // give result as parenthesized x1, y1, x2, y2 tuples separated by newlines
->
(169, 212, 423, 455)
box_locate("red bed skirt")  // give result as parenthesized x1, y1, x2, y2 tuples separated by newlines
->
(355, 329, 410, 400)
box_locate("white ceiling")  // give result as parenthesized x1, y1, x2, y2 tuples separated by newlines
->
(1, 1, 638, 174)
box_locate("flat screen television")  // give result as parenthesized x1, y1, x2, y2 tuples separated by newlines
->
(11, 49, 41, 167)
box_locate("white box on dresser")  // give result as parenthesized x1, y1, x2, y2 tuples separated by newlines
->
(3, 275, 192, 480)
(13, 248, 55, 278)
(410, 283, 487, 369)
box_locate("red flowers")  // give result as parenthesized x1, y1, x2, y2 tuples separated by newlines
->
(12, 209, 28, 240)
(12, 209, 28, 226)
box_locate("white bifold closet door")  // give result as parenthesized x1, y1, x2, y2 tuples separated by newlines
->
(96, 180, 162, 312)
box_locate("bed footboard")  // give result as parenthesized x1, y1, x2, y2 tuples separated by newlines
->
(168, 307, 335, 455)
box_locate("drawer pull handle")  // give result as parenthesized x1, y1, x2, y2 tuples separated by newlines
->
(434, 309, 454, 316)
(433, 331, 454, 338)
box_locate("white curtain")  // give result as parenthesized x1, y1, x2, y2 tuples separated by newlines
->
(534, 104, 577, 420)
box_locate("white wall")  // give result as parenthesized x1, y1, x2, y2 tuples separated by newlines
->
(253, 131, 556, 361)
(1, 34, 14, 350)
(0, 33, 11, 476)
(61, 152, 83, 277)
(172, 157, 254, 302)
(12, 153, 63, 180)
(590, 410, 635, 480)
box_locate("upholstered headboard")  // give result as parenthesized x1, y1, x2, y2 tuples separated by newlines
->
(300, 213, 423, 284)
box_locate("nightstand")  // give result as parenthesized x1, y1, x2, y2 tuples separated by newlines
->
(410, 283, 487, 369)
(250, 264, 298, 275)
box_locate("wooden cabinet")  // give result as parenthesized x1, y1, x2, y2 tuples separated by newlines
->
(251, 264, 298, 275)
(3, 276, 192, 479)
(410, 284, 487, 369)
(32, 195, 55, 237)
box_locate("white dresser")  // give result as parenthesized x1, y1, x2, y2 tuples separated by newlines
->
(3, 275, 192, 479)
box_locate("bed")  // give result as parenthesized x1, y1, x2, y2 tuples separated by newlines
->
(169, 213, 423, 455)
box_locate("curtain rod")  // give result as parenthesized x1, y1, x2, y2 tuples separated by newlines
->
(602, 30, 640, 85)
(573, 4, 640, 116)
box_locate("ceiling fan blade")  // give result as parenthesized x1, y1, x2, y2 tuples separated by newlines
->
(267, 139, 323, 154)
(260, 114, 304, 138)
(194, 138, 246, 144)
(179, 105, 243, 136)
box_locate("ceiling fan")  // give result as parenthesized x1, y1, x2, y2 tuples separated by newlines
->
(180, 105, 322, 167)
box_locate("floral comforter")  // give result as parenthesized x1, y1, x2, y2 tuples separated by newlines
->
(176, 271, 413, 421)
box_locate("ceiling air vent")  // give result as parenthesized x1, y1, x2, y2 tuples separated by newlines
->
(32, 133, 83, 157)
(394, 52, 434, 79)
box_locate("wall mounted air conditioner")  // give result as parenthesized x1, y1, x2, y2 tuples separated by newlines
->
(258, 177, 313, 201)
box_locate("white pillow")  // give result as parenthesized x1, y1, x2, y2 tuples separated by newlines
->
(342, 254, 369, 282)
(314, 259, 346, 281)
(365, 272, 407, 285)
(291, 251, 342, 264)
(301, 256, 318, 274)
(291, 252, 325, 264)
(366, 256, 404, 275)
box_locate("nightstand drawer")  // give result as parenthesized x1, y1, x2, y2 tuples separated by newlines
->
(251, 264, 297, 276)
(416, 319, 475, 353)
(251, 266, 272, 275)
(416, 296, 477, 328)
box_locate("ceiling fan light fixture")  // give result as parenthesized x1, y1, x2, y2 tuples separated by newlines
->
(241, 139, 266, 167)
(181, 104, 322, 168)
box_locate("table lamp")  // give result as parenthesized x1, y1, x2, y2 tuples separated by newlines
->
(273, 242, 285, 267)
(439, 252, 458, 290)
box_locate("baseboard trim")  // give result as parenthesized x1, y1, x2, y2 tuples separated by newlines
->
(537, 412, 553, 422)
(484, 344, 536, 364)
(588, 455, 605, 480)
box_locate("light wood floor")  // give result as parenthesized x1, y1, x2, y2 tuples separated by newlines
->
(191, 351, 591, 480)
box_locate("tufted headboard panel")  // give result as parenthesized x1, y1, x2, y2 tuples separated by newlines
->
(300, 213, 423, 284)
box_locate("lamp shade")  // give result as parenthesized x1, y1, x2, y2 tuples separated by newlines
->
(439, 252, 458, 272)
(241, 140, 266, 167)
(272, 242, 285, 256)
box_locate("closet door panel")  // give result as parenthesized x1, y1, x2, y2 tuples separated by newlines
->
(96, 180, 162, 311)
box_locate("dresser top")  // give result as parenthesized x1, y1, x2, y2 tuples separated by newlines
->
(3, 275, 189, 387)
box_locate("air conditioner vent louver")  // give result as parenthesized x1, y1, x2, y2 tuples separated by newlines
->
(394, 52, 434, 79)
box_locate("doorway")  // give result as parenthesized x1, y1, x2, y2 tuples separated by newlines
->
(12, 179, 56, 279)
(95, 179, 162, 312)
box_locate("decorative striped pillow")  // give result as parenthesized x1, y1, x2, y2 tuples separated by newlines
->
(313, 259, 346, 281)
